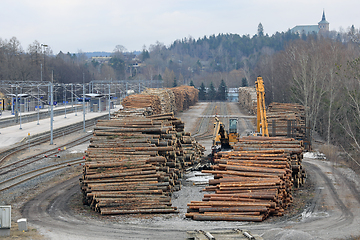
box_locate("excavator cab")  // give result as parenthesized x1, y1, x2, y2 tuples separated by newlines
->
(229, 118, 238, 133)
(228, 118, 238, 147)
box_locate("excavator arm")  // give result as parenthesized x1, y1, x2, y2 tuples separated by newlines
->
(213, 117, 229, 147)
(255, 77, 269, 137)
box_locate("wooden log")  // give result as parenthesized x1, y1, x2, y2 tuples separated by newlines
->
(100, 208, 179, 215)
(192, 213, 264, 221)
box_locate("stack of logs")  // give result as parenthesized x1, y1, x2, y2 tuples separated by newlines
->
(238, 87, 257, 115)
(80, 112, 204, 215)
(267, 102, 306, 140)
(233, 136, 306, 188)
(186, 136, 305, 222)
(121, 94, 162, 114)
(171, 86, 199, 112)
(142, 88, 177, 114)
(121, 86, 198, 114)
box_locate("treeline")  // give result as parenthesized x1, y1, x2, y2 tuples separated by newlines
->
(197, 79, 228, 101)
(0, 25, 314, 85)
(255, 35, 360, 164)
(3, 25, 360, 162)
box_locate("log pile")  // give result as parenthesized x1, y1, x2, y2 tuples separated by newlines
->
(233, 136, 306, 187)
(141, 88, 176, 114)
(267, 102, 306, 140)
(121, 94, 162, 115)
(186, 136, 305, 222)
(112, 107, 154, 117)
(238, 87, 257, 115)
(121, 86, 198, 114)
(80, 112, 205, 215)
(170, 86, 199, 112)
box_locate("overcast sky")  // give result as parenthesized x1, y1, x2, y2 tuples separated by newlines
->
(0, 0, 358, 54)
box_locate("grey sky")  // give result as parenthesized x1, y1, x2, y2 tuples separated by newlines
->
(0, 0, 358, 54)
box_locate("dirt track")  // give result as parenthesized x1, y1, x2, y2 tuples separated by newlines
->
(13, 102, 360, 239)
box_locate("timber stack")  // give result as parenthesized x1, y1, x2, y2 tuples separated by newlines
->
(186, 136, 305, 222)
(238, 87, 257, 115)
(267, 102, 306, 140)
(142, 88, 177, 114)
(171, 86, 199, 112)
(121, 94, 162, 114)
(121, 86, 198, 114)
(80, 112, 204, 215)
(234, 136, 306, 187)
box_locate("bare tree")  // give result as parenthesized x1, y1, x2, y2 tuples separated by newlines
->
(285, 39, 327, 137)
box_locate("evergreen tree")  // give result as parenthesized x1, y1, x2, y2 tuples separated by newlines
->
(208, 82, 216, 101)
(173, 77, 178, 87)
(189, 80, 195, 87)
(258, 23, 264, 37)
(217, 79, 227, 101)
(141, 49, 150, 61)
(241, 77, 248, 87)
(199, 82, 206, 100)
(109, 56, 125, 79)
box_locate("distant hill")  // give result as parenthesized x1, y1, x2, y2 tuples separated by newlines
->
(82, 51, 142, 58)
(84, 52, 112, 58)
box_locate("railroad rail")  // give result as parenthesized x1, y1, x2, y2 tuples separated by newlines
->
(0, 114, 107, 166)
(0, 157, 85, 192)
(0, 133, 92, 175)
(0, 114, 109, 193)
(192, 102, 227, 140)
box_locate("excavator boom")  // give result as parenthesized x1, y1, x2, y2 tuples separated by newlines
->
(255, 77, 269, 137)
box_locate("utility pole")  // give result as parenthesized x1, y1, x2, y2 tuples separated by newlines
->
(83, 73, 85, 132)
(64, 84, 67, 118)
(108, 84, 111, 120)
(19, 94, 22, 130)
(50, 71, 54, 145)
(37, 85, 40, 125)
(38, 63, 42, 125)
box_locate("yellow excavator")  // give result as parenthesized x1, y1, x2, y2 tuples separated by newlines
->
(212, 117, 239, 153)
(211, 76, 268, 156)
(255, 76, 269, 137)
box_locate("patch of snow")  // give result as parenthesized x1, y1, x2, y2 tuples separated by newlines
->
(303, 152, 326, 160)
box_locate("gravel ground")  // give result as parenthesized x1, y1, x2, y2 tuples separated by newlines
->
(1, 102, 360, 239)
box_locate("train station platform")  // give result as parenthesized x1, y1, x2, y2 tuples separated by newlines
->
(0, 104, 90, 128)
(0, 105, 120, 149)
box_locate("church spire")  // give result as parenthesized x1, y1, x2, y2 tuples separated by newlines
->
(318, 9, 329, 31)
(322, 9, 326, 21)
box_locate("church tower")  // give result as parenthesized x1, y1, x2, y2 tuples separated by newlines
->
(318, 10, 329, 31)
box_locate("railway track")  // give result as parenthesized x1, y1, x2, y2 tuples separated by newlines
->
(0, 114, 107, 166)
(192, 102, 255, 141)
(16, 102, 360, 239)
(0, 133, 91, 175)
(191, 102, 215, 137)
(0, 158, 85, 192)
(192, 102, 230, 141)
(0, 114, 107, 194)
